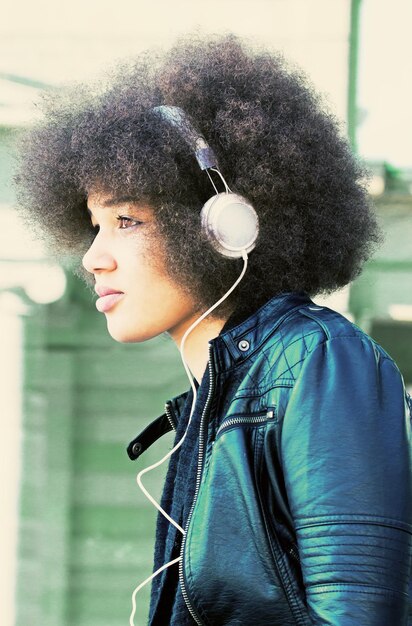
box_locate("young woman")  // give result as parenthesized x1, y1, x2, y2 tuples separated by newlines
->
(15, 33, 412, 625)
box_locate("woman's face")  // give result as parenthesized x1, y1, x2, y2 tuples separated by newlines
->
(82, 191, 200, 344)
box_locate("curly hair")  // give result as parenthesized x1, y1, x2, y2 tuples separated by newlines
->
(14, 32, 382, 318)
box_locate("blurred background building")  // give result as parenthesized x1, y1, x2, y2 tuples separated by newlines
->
(1, 1, 411, 625)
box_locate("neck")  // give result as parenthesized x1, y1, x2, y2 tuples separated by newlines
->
(169, 314, 229, 384)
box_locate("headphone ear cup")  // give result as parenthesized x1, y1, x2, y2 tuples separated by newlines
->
(200, 193, 259, 258)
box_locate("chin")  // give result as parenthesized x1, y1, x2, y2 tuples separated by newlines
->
(105, 319, 157, 344)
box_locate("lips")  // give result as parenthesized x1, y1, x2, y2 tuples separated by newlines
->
(95, 285, 124, 313)
(95, 285, 123, 298)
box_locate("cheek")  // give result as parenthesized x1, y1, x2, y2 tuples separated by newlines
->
(120, 235, 196, 315)
(126, 238, 177, 292)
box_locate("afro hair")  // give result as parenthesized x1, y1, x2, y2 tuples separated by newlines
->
(14, 32, 382, 318)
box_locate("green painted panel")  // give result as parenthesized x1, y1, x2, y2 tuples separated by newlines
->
(16, 271, 189, 626)
(74, 442, 135, 472)
(76, 384, 183, 416)
(68, 587, 151, 626)
(0, 127, 18, 204)
(73, 413, 154, 443)
(370, 320, 412, 384)
(72, 505, 155, 537)
(349, 196, 412, 322)
(69, 568, 153, 621)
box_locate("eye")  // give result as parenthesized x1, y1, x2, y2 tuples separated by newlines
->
(116, 215, 142, 229)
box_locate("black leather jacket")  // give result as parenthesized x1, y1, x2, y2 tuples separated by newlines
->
(129, 291, 412, 625)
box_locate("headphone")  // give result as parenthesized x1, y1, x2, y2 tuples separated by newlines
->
(152, 105, 259, 258)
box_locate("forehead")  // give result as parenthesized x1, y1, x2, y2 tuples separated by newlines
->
(87, 191, 135, 208)
(86, 191, 155, 218)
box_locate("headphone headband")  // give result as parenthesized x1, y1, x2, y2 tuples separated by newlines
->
(152, 105, 259, 258)
(152, 105, 218, 170)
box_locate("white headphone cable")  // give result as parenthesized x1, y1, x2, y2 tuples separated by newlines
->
(130, 249, 248, 625)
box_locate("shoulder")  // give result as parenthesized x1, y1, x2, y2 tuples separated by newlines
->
(259, 301, 401, 388)
(287, 301, 394, 357)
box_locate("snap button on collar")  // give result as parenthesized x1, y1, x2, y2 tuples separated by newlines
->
(132, 442, 143, 456)
(238, 339, 250, 352)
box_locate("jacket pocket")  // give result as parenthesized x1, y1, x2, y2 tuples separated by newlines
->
(215, 408, 276, 441)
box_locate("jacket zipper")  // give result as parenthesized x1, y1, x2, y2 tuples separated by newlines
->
(165, 402, 177, 431)
(215, 410, 275, 438)
(179, 343, 215, 626)
(288, 543, 301, 564)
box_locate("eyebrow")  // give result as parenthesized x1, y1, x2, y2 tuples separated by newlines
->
(86, 195, 139, 216)
(102, 195, 138, 207)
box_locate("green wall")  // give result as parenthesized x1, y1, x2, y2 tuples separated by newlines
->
(349, 194, 412, 384)
(15, 275, 187, 626)
(0, 126, 20, 206)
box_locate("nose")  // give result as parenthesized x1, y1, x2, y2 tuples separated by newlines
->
(82, 232, 117, 275)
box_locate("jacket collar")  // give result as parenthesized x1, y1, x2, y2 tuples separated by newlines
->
(127, 389, 190, 460)
(127, 291, 312, 460)
(210, 290, 312, 373)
